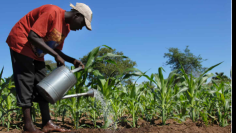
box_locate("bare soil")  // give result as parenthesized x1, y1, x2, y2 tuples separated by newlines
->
(0, 116, 231, 133)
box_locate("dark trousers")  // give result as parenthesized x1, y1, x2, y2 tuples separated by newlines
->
(10, 49, 48, 107)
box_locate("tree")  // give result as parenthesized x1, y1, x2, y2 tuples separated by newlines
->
(164, 46, 207, 77)
(212, 72, 231, 82)
(45, 60, 70, 74)
(45, 60, 57, 74)
(141, 81, 155, 90)
(80, 47, 137, 83)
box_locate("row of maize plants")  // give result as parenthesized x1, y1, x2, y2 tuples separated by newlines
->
(0, 46, 231, 131)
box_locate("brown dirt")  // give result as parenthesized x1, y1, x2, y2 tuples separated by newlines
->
(0, 117, 231, 133)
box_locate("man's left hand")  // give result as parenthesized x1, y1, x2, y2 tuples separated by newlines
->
(73, 59, 85, 69)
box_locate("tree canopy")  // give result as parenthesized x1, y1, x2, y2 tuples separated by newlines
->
(45, 60, 70, 74)
(45, 60, 57, 74)
(164, 46, 207, 76)
(80, 47, 137, 83)
(212, 72, 231, 82)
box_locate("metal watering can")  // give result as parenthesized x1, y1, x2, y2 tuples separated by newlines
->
(36, 66, 94, 104)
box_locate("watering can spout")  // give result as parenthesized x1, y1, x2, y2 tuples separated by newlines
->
(61, 89, 94, 99)
(86, 89, 95, 97)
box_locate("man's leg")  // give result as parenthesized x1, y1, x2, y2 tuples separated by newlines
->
(10, 49, 44, 133)
(31, 60, 51, 126)
(38, 100, 67, 132)
(22, 107, 38, 131)
(33, 60, 68, 132)
(38, 101, 51, 126)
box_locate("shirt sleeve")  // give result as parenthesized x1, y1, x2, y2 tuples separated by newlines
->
(30, 12, 54, 37)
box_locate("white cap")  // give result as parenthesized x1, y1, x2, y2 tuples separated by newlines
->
(70, 3, 93, 30)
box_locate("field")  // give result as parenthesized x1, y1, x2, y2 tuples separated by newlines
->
(0, 46, 232, 132)
(0, 117, 231, 133)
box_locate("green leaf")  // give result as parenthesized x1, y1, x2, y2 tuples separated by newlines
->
(0, 67, 4, 83)
(200, 62, 223, 78)
(92, 70, 104, 77)
(167, 74, 176, 86)
(106, 53, 128, 58)
(158, 67, 165, 83)
(123, 68, 142, 74)
(180, 64, 190, 84)
(175, 87, 188, 96)
(186, 90, 193, 98)
(86, 46, 100, 68)
(198, 73, 214, 86)
(138, 102, 144, 113)
(207, 90, 217, 94)
(143, 74, 157, 85)
(45, 65, 52, 72)
(102, 45, 112, 50)
(123, 72, 143, 80)
(105, 59, 117, 66)
(97, 78, 106, 90)
(154, 74, 161, 89)
(167, 69, 178, 80)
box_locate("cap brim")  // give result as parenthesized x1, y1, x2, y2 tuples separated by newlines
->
(70, 3, 92, 31)
(85, 18, 92, 31)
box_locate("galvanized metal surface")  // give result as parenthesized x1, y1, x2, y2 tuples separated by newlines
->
(62, 89, 94, 99)
(37, 66, 83, 104)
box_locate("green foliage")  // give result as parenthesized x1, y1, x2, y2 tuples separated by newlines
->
(179, 62, 222, 122)
(0, 67, 20, 131)
(164, 46, 207, 76)
(80, 47, 137, 84)
(45, 60, 57, 74)
(0, 46, 232, 131)
(145, 68, 187, 125)
(45, 60, 70, 74)
(212, 72, 231, 82)
(207, 79, 231, 127)
(200, 109, 209, 125)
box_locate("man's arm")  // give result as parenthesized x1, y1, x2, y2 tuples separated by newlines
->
(54, 49, 75, 64)
(54, 49, 85, 68)
(28, 30, 65, 65)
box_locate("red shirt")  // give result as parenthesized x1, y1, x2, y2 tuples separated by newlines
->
(6, 4, 70, 61)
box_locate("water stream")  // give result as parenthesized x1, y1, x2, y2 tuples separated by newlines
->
(93, 89, 118, 131)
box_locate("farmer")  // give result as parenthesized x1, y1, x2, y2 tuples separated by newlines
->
(6, 3, 92, 133)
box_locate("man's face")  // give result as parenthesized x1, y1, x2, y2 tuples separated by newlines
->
(70, 13, 86, 31)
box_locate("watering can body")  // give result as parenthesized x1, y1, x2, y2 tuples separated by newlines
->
(36, 66, 87, 104)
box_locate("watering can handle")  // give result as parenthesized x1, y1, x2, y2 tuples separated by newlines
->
(71, 66, 84, 73)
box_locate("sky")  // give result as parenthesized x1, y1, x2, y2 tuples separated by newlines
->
(0, 0, 232, 83)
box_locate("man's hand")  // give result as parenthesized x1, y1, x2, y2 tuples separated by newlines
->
(73, 60, 84, 69)
(54, 54, 65, 66)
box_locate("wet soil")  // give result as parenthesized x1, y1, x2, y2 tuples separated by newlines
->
(0, 116, 231, 133)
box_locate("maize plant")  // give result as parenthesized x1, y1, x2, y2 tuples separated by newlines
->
(124, 83, 144, 127)
(0, 67, 19, 131)
(62, 45, 128, 129)
(172, 85, 190, 122)
(179, 62, 222, 122)
(208, 79, 231, 127)
(110, 86, 127, 129)
(87, 97, 102, 128)
(139, 81, 156, 123)
(0, 46, 232, 131)
(122, 68, 150, 127)
(145, 67, 188, 125)
(59, 86, 88, 129)
(61, 45, 108, 129)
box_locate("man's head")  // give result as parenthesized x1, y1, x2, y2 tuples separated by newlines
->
(68, 3, 93, 31)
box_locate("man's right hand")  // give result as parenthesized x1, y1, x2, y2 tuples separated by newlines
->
(54, 54, 65, 66)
